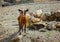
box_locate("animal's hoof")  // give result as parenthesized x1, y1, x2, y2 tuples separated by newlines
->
(22, 33, 26, 36)
(26, 32, 28, 34)
(19, 32, 21, 35)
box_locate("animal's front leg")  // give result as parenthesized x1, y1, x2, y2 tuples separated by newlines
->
(18, 26, 20, 32)
(18, 26, 23, 35)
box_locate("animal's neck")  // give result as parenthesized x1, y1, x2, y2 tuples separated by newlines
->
(23, 14, 26, 17)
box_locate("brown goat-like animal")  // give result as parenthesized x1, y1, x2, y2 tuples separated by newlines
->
(18, 9, 29, 34)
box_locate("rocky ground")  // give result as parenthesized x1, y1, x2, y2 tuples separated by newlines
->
(0, 3, 60, 42)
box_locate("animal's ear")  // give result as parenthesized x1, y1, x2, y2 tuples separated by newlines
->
(25, 9, 29, 12)
(18, 9, 22, 11)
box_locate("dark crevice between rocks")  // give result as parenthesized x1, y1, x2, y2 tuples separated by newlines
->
(28, 24, 45, 30)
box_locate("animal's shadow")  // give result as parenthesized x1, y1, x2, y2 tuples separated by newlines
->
(0, 32, 19, 42)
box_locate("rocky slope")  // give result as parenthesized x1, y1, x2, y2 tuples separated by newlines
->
(0, 3, 60, 42)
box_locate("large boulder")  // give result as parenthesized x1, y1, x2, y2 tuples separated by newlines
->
(55, 22, 60, 31)
(55, 22, 60, 28)
(32, 9, 43, 18)
(45, 11, 56, 21)
(36, 9, 43, 18)
(36, 9, 43, 16)
(31, 18, 41, 23)
(46, 21, 57, 30)
(54, 12, 60, 21)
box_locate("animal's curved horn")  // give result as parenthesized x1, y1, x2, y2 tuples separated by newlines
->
(18, 9, 22, 11)
(25, 9, 29, 12)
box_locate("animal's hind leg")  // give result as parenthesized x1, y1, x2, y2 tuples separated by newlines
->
(23, 25, 26, 33)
